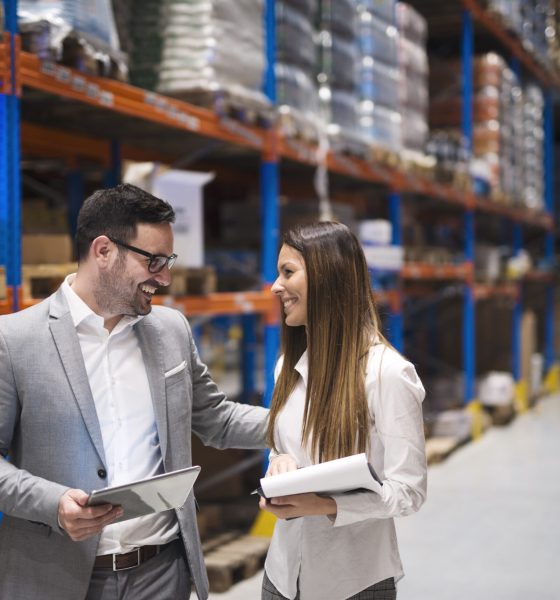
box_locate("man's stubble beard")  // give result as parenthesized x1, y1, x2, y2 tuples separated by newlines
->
(94, 256, 151, 318)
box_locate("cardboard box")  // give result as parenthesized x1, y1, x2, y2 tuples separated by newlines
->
(22, 234, 73, 265)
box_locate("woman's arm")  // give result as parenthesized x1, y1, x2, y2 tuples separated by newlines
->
(330, 350, 427, 527)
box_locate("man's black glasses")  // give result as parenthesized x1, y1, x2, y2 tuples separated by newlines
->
(108, 237, 178, 274)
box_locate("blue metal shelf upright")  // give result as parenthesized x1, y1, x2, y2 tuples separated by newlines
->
(461, 2, 558, 415)
(462, 9, 476, 412)
(260, 0, 280, 408)
(1, 0, 20, 313)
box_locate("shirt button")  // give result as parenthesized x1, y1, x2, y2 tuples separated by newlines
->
(97, 468, 107, 479)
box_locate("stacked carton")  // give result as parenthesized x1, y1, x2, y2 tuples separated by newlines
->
(429, 53, 544, 209)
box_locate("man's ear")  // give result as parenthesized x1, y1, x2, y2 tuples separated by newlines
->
(90, 235, 113, 268)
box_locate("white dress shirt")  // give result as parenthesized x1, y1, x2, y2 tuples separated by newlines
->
(265, 343, 427, 600)
(62, 275, 179, 555)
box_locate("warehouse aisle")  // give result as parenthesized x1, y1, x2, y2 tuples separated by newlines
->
(201, 394, 560, 600)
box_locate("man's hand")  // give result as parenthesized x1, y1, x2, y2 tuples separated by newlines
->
(58, 489, 123, 541)
(259, 492, 337, 520)
(266, 454, 298, 476)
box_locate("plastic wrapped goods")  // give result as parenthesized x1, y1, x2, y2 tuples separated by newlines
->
(397, 3, 428, 153)
(401, 110, 429, 153)
(486, 0, 552, 66)
(398, 36, 428, 77)
(522, 84, 545, 210)
(318, 0, 356, 38)
(316, 0, 360, 135)
(282, 0, 317, 19)
(357, 10, 398, 65)
(395, 2, 427, 46)
(358, 102, 402, 151)
(18, 0, 126, 78)
(357, 56, 399, 108)
(355, 0, 395, 23)
(276, 62, 319, 116)
(331, 89, 359, 134)
(129, 0, 267, 103)
(276, 2, 316, 73)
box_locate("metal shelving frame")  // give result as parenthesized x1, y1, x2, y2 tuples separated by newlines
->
(0, 0, 557, 406)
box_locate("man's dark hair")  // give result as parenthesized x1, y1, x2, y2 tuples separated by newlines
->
(75, 183, 175, 261)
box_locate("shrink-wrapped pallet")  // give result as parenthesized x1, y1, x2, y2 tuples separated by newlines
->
(316, 0, 360, 136)
(129, 0, 269, 112)
(18, 0, 126, 79)
(396, 3, 428, 153)
(275, 0, 320, 138)
(355, 0, 401, 151)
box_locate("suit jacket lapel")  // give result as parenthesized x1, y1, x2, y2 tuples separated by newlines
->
(49, 289, 107, 468)
(135, 316, 168, 463)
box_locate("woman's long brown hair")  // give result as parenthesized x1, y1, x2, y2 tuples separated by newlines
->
(266, 221, 386, 463)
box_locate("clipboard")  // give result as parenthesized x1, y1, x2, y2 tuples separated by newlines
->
(87, 466, 201, 523)
(253, 453, 382, 500)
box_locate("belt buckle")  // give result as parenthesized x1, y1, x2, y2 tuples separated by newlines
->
(113, 548, 141, 572)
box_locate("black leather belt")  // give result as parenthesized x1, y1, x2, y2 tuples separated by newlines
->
(94, 540, 176, 571)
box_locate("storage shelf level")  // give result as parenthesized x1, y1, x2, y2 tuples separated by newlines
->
(0, 41, 548, 231)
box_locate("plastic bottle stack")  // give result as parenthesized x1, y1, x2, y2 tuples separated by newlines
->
(316, 0, 360, 135)
(396, 3, 428, 154)
(522, 84, 545, 211)
(355, 0, 401, 152)
(275, 0, 319, 120)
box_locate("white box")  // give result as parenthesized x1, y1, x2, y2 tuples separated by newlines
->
(358, 219, 393, 246)
(477, 371, 515, 406)
(152, 170, 214, 268)
(362, 245, 403, 271)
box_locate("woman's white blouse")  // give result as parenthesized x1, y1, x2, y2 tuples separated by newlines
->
(264, 344, 427, 600)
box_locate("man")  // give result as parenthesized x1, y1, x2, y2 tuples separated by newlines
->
(0, 184, 269, 600)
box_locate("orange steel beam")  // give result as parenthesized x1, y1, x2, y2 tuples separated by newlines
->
(19, 51, 267, 152)
(15, 290, 278, 319)
(21, 122, 176, 165)
(22, 122, 111, 164)
(10, 50, 553, 229)
(0, 35, 12, 94)
(463, 0, 560, 89)
(474, 198, 553, 230)
(152, 290, 277, 319)
(402, 261, 474, 281)
(473, 283, 519, 302)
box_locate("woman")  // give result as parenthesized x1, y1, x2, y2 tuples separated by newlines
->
(261, 221, 427, 600)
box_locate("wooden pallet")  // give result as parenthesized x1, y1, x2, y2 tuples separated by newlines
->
(21, 263, 78, 300)
(204, 534, 270, 593)
(369, 144, 401, 169)
(166, 86, 275, 129)
(0, 266, 6, 300)
(329, 130, 370, 160)
(278, 107, 323, 145)
(485, 403, 515, 426)
(425, 436, 466, 465)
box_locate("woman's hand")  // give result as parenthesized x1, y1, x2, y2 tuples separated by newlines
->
(266, 453, 298, 476)
(259, 492, 337, 519)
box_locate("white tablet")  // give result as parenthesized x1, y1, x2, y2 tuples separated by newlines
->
(87, 466, 201, 523)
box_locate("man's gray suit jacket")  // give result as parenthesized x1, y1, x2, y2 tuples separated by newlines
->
(0, 287, 269, 599)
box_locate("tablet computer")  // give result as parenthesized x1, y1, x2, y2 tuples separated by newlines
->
(87, 466, 201, 523)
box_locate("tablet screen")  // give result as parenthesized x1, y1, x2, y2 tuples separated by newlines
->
(87, 466, 201, 523)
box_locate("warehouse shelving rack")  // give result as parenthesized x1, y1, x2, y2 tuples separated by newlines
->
(0, 0, 557, 412)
